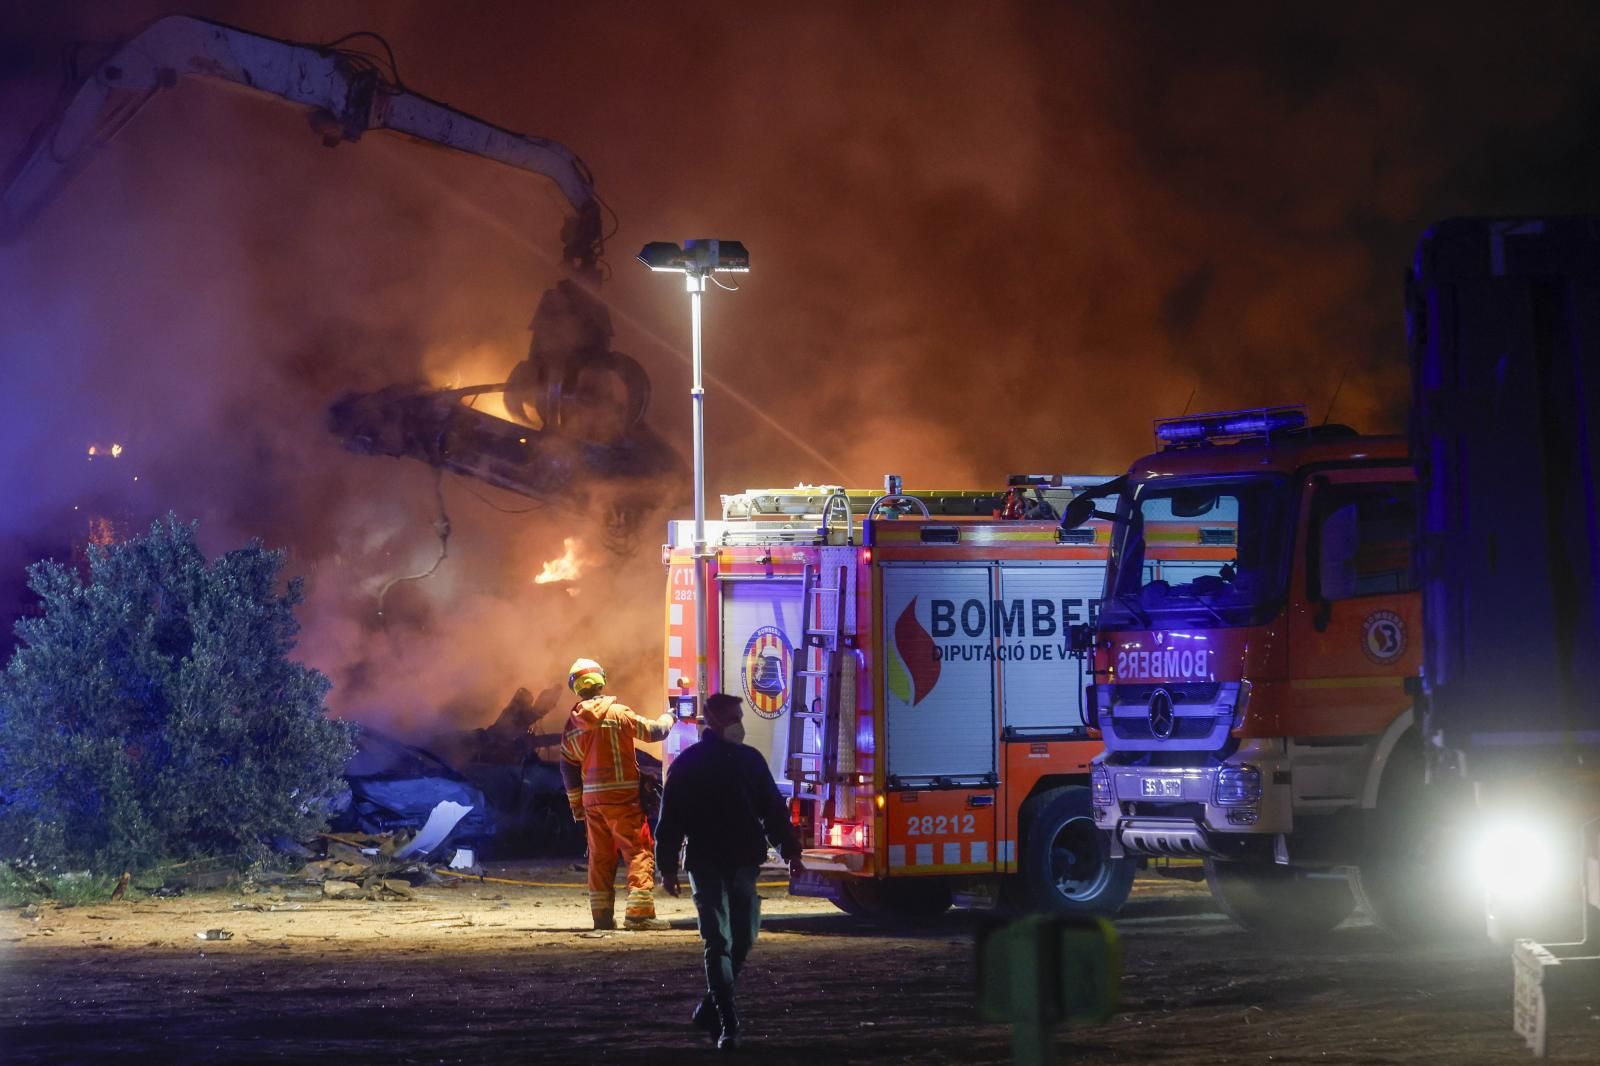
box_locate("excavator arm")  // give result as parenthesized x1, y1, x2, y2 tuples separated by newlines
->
(4, 15, 678, 544)
(1, 13, 653, 435)
(1, 15, 601, 269)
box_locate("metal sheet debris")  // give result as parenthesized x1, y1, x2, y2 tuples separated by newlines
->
(396, 800, 475, 860)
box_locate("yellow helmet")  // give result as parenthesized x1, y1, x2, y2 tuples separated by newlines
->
(568, 657, 606, 693)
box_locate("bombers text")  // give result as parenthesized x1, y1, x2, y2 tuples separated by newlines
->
(928, 597, 1098, 639)
(1114, 647, 1213, 680)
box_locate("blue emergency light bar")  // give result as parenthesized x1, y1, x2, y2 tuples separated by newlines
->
(1153, 405, 1307, 449)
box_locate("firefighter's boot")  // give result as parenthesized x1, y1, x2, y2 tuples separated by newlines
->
(624, 915, 671, 931)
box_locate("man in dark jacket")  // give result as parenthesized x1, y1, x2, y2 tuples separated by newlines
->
(656, 693, 803, 1051)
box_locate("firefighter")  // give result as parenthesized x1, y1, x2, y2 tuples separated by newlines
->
(656, 693, 804, 1051)
(559, 657, 674, 931)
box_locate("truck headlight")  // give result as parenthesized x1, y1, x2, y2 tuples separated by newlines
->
(1468, 821, 1560, 901)
(1091, 763, 1113, 806)
(1214, 765, 1262, 807)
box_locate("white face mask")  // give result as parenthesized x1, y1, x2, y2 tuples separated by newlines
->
(719, 721, 746, 745)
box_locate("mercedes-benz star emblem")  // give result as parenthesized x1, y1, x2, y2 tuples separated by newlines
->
(1148, 687, 1176, 740)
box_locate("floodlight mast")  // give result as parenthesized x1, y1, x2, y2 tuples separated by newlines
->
(688, 268, 708, 714)
(636, 240, 748, 716)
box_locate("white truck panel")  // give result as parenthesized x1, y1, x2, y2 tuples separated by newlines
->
(883, 565, 996, 779)
(997, 563, 1105, 731)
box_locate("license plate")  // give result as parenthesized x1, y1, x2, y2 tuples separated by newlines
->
(1141, 777, 1184, 798)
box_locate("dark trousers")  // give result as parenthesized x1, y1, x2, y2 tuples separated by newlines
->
(689, 865, 761, 1021)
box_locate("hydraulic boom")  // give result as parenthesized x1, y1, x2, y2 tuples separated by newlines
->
(3, 15, 674, 532)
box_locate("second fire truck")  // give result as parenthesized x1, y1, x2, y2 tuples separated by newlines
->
(661, 476, 1220, 920)
(1068, 407, 1447, 937)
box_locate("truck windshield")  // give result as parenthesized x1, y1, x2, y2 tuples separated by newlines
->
(1100, 475, 1292, 629)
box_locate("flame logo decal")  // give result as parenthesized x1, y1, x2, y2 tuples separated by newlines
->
(888, 597, 940, 705)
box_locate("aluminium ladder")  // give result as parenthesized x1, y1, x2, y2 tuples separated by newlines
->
(785, 561, 849, 790)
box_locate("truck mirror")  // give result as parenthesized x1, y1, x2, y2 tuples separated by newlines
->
(1060, 498, 1118, 530)
(1069, 624, 1096, 653)
(1060, 496, 1096, 530)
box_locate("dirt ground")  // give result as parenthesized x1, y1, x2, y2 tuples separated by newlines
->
(1, 861, 1594, 1065)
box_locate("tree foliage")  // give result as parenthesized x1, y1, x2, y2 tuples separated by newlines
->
(0, 515, 356, 873)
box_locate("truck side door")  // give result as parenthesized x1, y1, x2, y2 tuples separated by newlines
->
(881, 564, 998, 874)
(1285, 470, 1421, 806)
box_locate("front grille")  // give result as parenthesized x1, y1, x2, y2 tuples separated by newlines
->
(1115, 683, 1221, 704)
(1112, 715, 1224, 741)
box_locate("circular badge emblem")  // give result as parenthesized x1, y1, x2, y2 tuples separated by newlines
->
(1148, 687, 1176, 740)
(1362, 610, 1406, 665)
(740, 626, 793, 720)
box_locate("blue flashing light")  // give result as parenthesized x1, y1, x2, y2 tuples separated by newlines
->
(1153, 405, 1307, 449)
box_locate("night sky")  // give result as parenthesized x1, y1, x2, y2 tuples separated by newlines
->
(3, 1, 1599, 730)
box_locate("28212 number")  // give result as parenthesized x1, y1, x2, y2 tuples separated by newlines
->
(905, 814, 976, 836)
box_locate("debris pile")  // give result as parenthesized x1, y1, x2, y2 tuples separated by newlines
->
(267, 826, 478, 902)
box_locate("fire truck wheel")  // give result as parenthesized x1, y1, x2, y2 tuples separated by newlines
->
(1203, 860, 1356, 937)
(1349, 738, 1478, 941)
(831, 877, 952, 925)
(1021, 787, 1136, 916)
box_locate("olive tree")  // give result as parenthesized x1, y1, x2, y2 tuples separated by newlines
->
(0, 515, 356, 873)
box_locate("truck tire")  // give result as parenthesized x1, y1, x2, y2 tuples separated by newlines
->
(1204, 860, 1355, 937)
(1350, 737, 1478, 941)
(1020, 787, 1136, 916)
(831, 877, 952, 925)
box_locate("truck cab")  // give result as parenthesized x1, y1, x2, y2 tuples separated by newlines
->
(1079, 407, 1422, 935)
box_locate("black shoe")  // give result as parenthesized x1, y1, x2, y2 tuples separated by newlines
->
(592, 915, 616, 931)
(692, 997, 719, 1034)
(715, 1000, 740, 1051)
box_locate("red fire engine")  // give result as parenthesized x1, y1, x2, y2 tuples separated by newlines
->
(661, 476, 1219, 919)
(1072, 407, 1430, 937)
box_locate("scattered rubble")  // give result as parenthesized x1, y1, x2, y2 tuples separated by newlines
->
(252, 828, 459, 903)
(321, 880, 366, 900)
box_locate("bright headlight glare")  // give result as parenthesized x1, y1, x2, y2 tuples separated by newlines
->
(1468, 821, 1560, 901)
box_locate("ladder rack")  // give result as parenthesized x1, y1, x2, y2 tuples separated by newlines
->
(786, 561, 849, 789)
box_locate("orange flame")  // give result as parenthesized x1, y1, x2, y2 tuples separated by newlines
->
(533, 538, 583, 584)
(428, 344, 523, 425)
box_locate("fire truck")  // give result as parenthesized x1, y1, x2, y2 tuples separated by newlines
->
(660, 476, 1221, 920)
(1068, 407, 1434, 937)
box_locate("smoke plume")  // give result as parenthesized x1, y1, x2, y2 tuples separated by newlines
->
(4, 1, 1600, 733)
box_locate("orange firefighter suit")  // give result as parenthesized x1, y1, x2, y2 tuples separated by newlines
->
(560, 694, 672, 926)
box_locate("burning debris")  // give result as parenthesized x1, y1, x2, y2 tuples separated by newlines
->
(534, 537, 584, 585)
(327, 383, 682, 557)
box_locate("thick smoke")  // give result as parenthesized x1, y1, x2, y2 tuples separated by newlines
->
(4, 2, 1600, 733)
